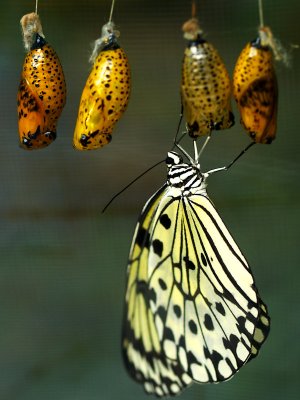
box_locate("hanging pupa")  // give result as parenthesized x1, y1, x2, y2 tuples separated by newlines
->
(181, 17, 234, 138)
(17, 12, 66, 149)
(73, 21, 131, 150)
(232, 26, 280, 144)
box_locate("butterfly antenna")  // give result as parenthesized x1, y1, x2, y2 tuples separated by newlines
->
(103, 110, 189, 213)
(102, 158, 165, 213)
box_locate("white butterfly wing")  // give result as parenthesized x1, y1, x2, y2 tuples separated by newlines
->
(147, 189, 261, 382)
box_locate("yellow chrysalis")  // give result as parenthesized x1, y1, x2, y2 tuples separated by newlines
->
(73, 22, 131, 150)
(181, 17, 234, 138)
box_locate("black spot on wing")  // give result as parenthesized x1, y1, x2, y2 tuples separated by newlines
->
(158, 278, 167, 291)
(237, 315, 247, 331)
(188, 319, 198, 334)
(204, 313, 214, 331)
(223, 334, 239, 352)
(157, 306, 167, 322)
(215, 302, 226, 316)
(136, 227, 150, 249)
(183, 256, 196, 270)
(186, 350, 198, 364)
(173, 305, 182, 318)
(216, 288, 236, 305)
(152, 239, 163, 256)
(164, 327, 175, 341)
(160, 213, 171, 229)
(179, 335, 185, 347)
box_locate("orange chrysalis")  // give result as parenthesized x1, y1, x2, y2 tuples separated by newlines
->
(233, 0, 289, 144)
(17, 12, 66, 150)
(233, 26, 279, 144)
(73, 21, 131, 150)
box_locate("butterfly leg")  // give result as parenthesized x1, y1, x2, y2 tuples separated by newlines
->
(195, 134, 212, 160)
(174, 105, 184, 144)
(206, 141, 255, 176)
(225, 142, 256, 170)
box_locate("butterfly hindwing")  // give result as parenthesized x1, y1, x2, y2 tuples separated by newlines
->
(248, 296, 271, 361)
(122, 186, 192, 397)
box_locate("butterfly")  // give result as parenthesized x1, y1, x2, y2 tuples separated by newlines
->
(122, 145, 270, 396)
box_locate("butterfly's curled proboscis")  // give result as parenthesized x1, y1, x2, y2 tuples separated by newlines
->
(122, 142, 270, 397)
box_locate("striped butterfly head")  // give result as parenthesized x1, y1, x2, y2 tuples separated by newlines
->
(166, 151, 207, 196)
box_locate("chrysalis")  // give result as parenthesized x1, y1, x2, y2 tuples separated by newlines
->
(17, 13, 66, 150)
(181, 17, 234, 138)
(233, 26, 280, 144)
(73, 22, 131, 150)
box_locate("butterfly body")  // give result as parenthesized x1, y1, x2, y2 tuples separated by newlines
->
(233, 36, 278, 144)
(181, 19, 234, 138)
(17, 33, 66, 149)
(123, 151, 270, 396)
(73, 33, 131, 150)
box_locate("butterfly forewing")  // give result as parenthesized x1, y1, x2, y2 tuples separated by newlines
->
(146, 188, 260, 383)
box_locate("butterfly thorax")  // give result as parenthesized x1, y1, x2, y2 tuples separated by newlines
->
(166, 152, 208, 196)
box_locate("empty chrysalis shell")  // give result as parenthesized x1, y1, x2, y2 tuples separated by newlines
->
(181, 18, 234, 138)
(233, 27, 279, 144)
(73, 22, 131, 150)
(17, 13, 66, 150)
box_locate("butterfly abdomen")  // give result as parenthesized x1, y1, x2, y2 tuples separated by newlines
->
(233, 32, 278, 144)
(18, 13, 66, 150)
(73, 25, 131, 150)
(181, 18, 234, 138)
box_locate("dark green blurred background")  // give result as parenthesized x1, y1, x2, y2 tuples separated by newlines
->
(0, 0, 299, 399)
